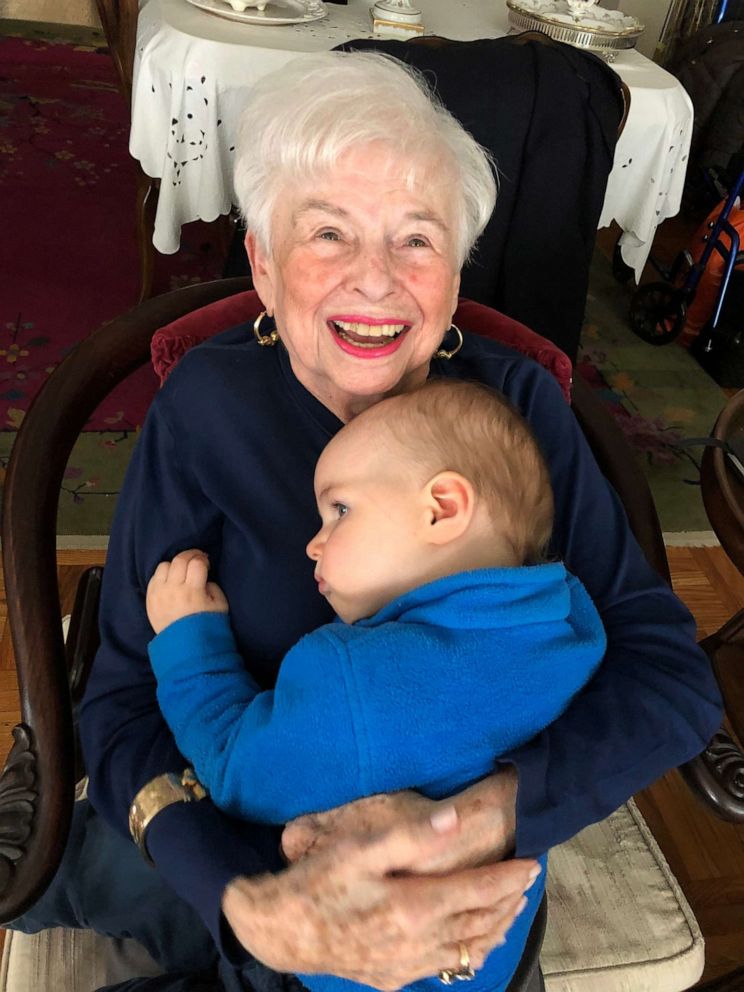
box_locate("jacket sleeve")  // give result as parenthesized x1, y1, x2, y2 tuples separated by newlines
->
(79, 392, 284, 951)
(150, 614, 362, 822)
(500, 361, 723, 855)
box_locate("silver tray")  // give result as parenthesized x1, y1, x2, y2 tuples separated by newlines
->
(506, 0, 644, 61)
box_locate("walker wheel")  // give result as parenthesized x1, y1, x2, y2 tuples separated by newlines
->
(628, 282, 686, 345)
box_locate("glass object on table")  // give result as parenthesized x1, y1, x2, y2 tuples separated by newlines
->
(506, 0, 644, 61)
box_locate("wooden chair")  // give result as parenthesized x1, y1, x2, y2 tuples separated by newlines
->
(94, 0, 159, 302)
(689, 389, 744, 817)
(0, 280, 741, 990)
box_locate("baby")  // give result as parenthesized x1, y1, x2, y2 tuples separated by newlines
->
(146, 377, 606, 992)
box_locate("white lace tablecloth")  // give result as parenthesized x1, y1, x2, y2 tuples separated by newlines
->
(131, 0, 693, 279)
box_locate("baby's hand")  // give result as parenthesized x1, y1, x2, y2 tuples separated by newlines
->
(146, 549, 229, 634)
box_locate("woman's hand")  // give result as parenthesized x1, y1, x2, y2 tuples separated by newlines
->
(282, 768, 518, 874)
(223, 808, 539, 991)
(146, 549, 228, 634)
(281, 790, 433, 863)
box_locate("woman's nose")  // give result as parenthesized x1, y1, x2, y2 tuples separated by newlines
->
(348, 243, 395, 300)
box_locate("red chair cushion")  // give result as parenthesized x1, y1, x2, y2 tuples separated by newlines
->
(151, 290, 572, 403)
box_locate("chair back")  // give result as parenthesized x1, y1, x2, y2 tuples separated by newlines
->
(151, 290, 573, 402)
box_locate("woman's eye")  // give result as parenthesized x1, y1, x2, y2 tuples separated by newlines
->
(318, 230, 341, 242)
(406, 236, 429, 248)
(332, 502, 349, 518)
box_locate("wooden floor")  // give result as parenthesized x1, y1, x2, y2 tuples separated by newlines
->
(0, 546, 742, 985)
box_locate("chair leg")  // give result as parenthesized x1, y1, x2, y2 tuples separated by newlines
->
(222, 211, 251, 279)
(699, 610, 744, 746)
(681, 730, 744, 822)
(135, 171, 159, 303)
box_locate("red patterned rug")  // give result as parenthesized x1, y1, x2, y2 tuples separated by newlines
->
(1, 31, 225, 428)
(1, 28, 225, 537)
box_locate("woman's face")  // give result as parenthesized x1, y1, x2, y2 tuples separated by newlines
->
(246, 143, 461, 422)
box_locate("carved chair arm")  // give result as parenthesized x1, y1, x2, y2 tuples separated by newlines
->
(682, 732, 744, 822)
(0, 279, 250, 921)
(571, 374, 744, 818)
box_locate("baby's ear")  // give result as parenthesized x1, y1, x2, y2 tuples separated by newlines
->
(424, 472, 475, 544)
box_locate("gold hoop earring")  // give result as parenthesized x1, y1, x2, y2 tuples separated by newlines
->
(435, 324, 463, 360)
(253, 311, 279, 347)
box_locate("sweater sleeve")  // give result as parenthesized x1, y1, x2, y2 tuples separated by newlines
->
(150, 614, 362, 822)
(79, 392, 284, 952)
(498, 360, 723, 855)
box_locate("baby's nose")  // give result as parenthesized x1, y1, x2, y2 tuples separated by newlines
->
(306, 533, 322, 560)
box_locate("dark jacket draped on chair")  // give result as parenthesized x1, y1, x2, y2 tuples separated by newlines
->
(337, 36, 625, 363)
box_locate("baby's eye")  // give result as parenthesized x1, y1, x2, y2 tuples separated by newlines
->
(332, 502, 349, 518)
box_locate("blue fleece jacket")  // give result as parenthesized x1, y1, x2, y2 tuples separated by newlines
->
(149, 564, 605, 992)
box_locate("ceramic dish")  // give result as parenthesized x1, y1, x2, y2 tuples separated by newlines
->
(185, 0, 327, 25)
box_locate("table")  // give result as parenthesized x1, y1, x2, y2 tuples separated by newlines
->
(131, 0, 694, 280)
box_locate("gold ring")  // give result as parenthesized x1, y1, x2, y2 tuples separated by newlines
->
(438, 942, 476, 984)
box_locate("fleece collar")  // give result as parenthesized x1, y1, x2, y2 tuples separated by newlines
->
(354, 563, 571, 631)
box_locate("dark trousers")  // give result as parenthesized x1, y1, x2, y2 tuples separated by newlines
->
(7, 798, 217, 974)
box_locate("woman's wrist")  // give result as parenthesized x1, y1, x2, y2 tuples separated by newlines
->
(222, 872, 304, 974)
(128, 768, 207, 863)
(422, 768, 517, 872)
(457, 766, 517, 858)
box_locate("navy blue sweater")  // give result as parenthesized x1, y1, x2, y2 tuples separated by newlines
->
(80, 326, 723, 960)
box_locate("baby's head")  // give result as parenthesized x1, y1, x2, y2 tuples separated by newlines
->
(307, 378, 554, 623)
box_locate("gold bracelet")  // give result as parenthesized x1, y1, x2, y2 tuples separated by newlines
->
(128, 768, 207, 864)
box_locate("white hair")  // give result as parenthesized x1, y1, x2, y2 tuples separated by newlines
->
(233, 51, 497, 267)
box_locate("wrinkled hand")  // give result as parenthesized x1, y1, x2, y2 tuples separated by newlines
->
(282, 769, 518, 874)
(224, 808, 539, 991)
(282, 791, 433, 864)
(146, 549, 228, 635)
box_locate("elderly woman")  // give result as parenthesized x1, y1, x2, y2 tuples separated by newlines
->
(16, 50, 720, 992)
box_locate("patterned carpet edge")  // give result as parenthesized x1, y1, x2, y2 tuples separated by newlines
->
(663, 530, 718, 547)
(0, 19, 106, 45)
(54, 535, 110, 550)
(25, 532, 719, 553)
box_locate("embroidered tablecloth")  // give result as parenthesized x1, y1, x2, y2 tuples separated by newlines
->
(131, 0, 693, 280)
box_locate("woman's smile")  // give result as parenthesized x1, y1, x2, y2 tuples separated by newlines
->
(328, 316, 412, 356)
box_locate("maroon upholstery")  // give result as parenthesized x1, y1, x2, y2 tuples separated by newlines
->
(454, 298, 573, 403)
(151, 289, 573, 403)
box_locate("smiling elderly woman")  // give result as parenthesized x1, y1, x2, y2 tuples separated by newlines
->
(10, 50, 720, 992)
(234, 53, 491, 422)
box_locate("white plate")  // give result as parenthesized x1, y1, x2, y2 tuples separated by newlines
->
(185, 0, 328, 24)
